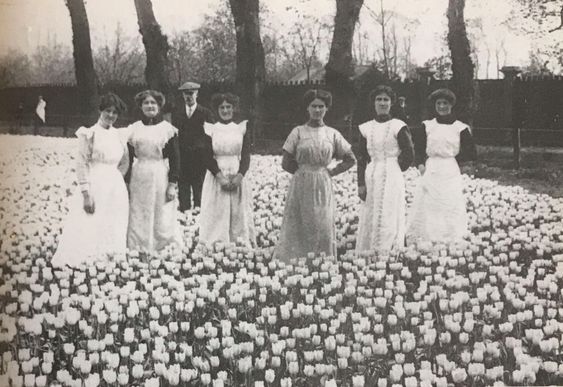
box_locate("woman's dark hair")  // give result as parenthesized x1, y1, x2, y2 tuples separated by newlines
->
(303, 89, 332, 109)
(428, 88, 456, 106)
(134, 90, 166, 109)
(99, 92, 127, 115)
(210, 92, 240, 113)
(369, 85, 397, 106)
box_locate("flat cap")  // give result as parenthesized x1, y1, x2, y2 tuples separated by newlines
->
(178, 81, 201, 91)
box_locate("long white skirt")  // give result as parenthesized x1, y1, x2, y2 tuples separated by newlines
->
(52, 164, 128, 267)
(199, 171, 255, 247)
(127, 159, 178, 252)
(407, 157, 468, 243)
(356, 158, 406, 255)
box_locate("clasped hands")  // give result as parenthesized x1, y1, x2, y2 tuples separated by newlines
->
(217, 172, 243, 191)
(82, 191, 95, 214)
(166, 182, 178, 202)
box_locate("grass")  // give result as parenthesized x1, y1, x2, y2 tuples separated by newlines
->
(468, 145, 563, 198)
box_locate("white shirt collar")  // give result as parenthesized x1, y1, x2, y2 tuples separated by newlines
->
(185, 103, 198, 117)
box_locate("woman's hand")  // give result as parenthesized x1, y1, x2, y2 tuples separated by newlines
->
(166, 183, 178, 202)
(358, 186, 367, 201)
(82, 191, 95, 214)
(328, 152, 356, 178)
(417, 164, 426, 175)
(217, 172, 233, 191)
(230, 173, 243, 189)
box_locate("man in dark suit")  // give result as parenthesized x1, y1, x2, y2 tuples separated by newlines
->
(172, 82, 214, 211)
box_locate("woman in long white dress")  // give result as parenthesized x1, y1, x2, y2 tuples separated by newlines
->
(407, 88, 477, 243)
(126, 90, 180, 252)
(199, 93, 255, 246)
(52, 93, 129, 268)
(275, 89, 356, 263)
(356, 85, 414, 255)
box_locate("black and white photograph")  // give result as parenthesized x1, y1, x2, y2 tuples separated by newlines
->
(0, 0, 562, 386)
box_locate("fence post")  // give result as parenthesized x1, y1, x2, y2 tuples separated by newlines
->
(500, 66, 522, 169)
(416, 67, 435, 121)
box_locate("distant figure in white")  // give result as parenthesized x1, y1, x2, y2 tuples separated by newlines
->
(52, 93, 130, 268)
(34, 95, 46, 135)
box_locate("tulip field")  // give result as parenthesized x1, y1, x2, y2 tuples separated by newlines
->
(1, 134, 563, 387)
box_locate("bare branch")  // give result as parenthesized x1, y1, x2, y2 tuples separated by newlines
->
(548, 5, 563, 32)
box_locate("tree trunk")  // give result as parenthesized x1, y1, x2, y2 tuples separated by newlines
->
(228, 0, 266, 141)
(447, 0, 475, 124)
(65, 0, 98, 120)
(134, 0, 170, 93)
(325, 0, 364, 84)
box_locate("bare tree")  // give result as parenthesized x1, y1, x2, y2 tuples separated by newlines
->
(512, 0, 563, 72)
(447, 0, 475, 123)
(494, 37, 508, 78)
(326, 0, 364, 83)
(400, 18, 420, 78)
(390, 24, 399, 78)
(95, 24, 144, 84)
(364, 0, 396, 79)
(0, 51, 33, 87)
(353, 19, 365, 65)
(65, 0, 98, 118)
(31, 40, 75, 84)
(134, 0, 170, 92)
(168, 4, 237, 84)
(287, 14, 329, 81)
(402, 34, 414, 79)
(517, 0, 563, 32)
(467, 17, 486, 78)
(168, 32, 195, 85)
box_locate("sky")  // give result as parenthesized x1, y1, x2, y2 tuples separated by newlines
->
(0, 0, 537, 78)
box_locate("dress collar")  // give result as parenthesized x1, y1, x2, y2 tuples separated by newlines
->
(186, 103, 197, 116)
(374, 114, 392, 123)
(96, 120, 112, 130)
(141, 115, 164, 125)
(436, 114, 456, 124)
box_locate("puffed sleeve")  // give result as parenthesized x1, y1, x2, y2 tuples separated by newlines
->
(456, 127, 477, 163)
(282, 127, 300, 155)
(75, 127, 93, 193)
(163, 135, 180, 183)
(118, 125, 133, 143)
(397, 126, 414, 172)
(413, 124, 428, 166)
(358, 121, 370, 138)
(204, 122, 214, 137)
(332, 128, 353, 160)
(238, 121, 251, 176)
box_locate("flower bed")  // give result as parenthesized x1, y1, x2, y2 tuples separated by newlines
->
(0, 134, 562, 387)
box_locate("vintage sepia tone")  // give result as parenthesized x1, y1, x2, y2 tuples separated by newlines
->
(0, 0, 562, 386)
